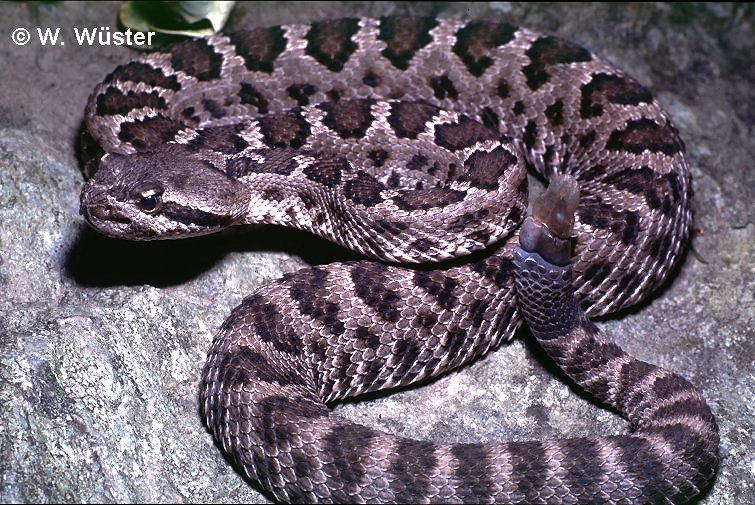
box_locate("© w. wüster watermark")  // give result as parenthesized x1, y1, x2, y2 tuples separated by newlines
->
(11, 27, 156, 46)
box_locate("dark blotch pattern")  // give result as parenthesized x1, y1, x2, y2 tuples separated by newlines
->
(376, 219, 408, 235)
(351, 264, 402, 323)
(249, 393, 329, 495)
(468, 299, 487, 329)
(600, 165, 657, 195)
(448, 209, 490, 234)
(378, 17, 438, 70)
(257, 109, 311, 148)
(471, 255, 515, 289)
(496, 79, 510, 98)
(414, 271, 458, 312)
(239, 82, 269, 113)
(96, 88, 166, 116)
(579, 194, 642, 245)
(287, 83, 317, 106)
(362, 70, 380, 87)
(289, 268, 345, 336)
(510, 441, 550, 502)
(523, 36, 592, 90)
(545, 100, 564, 126)
(303, 157, 347, 187)
(202, 99, 225, 119)
(435, 116, 497, 151)
(343, 171, 385, 207)
(429, 73, 459, 100)
(368, 148, 389, 167)
(188, 124, 247, 155)
(616, 270, 644, 306)
(615, 360, 658, 414)
(600, 166, 682, 216)
(648, 396, 712, 424)
(450, 445, 495, 501)
(305, 18, 360, 72)
(411, 238, 434, 253)
(321, 424, 378, 501)
(518, 175, 529, 195)
(607, 118, 684, 156)
(579, 130, 597, 150)
(386, 438, 438, 502)
(581, 259, 613, 292)
(568, 336, 625, 384)
(459, 146, 517, 190)
(392, 337, 423, 383)
(650, 233, 674, 260)
(523, 120, 538, 151)
(228, 26, 287, 73)
(480, 107, 499, 131)
(170, 39, 223, 81)
(559, 439, 607, 499)
(506, 204, 523, 225)
(118, 116, 183, 151)
(255, 393, 328, 424)
(319, 99, 375, 139)
(580, 73, 653, 119)
(326, 89, 342, 102)
(181, 106, 198, 122)
(225, 153, 297, 178)
(619, 212, 641, 245)
(262, 188, 286, 202)
(394, 188, 466, 212)
(105, 62, 181, 90)
(217, 346, 302, 389)
(406, 154, 429, 171)
(452, 21, 517, 77)
(615, 436, 674, 503)
(387, 101, 440, 139)
(244, 294, 302, 355)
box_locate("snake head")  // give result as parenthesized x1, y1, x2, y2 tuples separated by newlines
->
(80, 146, 250, 240)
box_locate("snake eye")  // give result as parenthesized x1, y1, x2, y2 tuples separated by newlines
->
(138, 190, 162, 213)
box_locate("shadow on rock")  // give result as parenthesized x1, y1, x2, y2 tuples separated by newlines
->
(65, 223, 362, 288)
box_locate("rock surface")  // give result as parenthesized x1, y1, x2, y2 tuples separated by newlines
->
(0, 2, 752, 503)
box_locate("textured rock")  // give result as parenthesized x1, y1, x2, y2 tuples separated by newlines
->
(0, 2, 752, 503)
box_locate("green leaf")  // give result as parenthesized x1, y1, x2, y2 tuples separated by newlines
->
(119, 1, 235, 37)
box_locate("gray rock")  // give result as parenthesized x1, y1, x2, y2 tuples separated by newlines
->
(0, 2, 752, 503)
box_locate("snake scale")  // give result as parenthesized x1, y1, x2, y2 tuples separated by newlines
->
(78, 16, 719, 504)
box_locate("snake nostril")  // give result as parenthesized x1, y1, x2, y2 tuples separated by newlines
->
(89, 204, 111, 220)
(88, 203, 132, 224)
(81, 198, 133, 225)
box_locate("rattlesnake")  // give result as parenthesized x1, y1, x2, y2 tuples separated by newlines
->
(78, 17, 719, 504)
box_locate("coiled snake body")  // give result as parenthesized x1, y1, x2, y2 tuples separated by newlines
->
(79, 17, 718, 503)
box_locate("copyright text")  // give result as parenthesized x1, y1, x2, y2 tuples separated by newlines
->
(12, 27, 155, 46)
